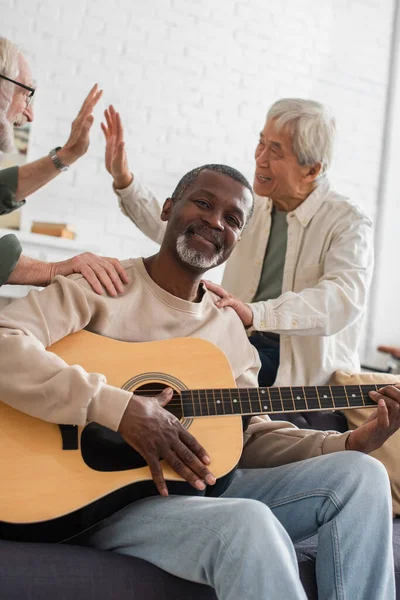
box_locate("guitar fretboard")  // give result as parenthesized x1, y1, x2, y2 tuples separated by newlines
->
(180, 384, 380, 417)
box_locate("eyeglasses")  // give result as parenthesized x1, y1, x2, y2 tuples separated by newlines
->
(0, 73, 35, 107)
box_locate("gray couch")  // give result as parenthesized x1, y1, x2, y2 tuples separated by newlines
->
(2, 411, 399, 599)
(2, 527, 400, 600)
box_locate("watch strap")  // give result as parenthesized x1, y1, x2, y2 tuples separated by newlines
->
(49, 147, 69, 172)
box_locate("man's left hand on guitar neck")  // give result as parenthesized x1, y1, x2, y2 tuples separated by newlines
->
(346, 385, 400, 453)
(205, 282, 400, 456)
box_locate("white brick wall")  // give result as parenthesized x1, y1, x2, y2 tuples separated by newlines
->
(1, 0, 396, 356)
(362, 1, 400, 368)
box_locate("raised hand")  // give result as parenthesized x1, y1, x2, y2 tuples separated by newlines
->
(118, 388, 215, 496)
(101, 105, 132, 189)
(50, 253, 129, 296)
(346, 385, 400, 453)
(58, 84, 103, 166)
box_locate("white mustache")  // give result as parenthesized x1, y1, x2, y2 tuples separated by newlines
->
(185, 225, 223, 251)
(13, 113, 27, 127)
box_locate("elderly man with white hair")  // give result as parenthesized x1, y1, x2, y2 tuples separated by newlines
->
(102, 99, 373, 392)
(0, 37, 128, 295)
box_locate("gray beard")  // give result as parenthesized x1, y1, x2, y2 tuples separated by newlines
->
(0, 112, 16, 153)
(176, 233, 223, 270)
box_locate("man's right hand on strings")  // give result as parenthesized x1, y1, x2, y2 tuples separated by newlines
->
(118, 388, 215, 496)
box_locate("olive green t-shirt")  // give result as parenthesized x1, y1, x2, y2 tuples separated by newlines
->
(0, 166, 25, 215)
(252, 207, 288, 303)
(0, 167, 24, 285)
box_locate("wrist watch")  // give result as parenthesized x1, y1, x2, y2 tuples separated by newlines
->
(49, 147, 69, 172)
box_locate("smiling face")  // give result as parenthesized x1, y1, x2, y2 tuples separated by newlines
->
(161, 169, 253, 272)
(253, 118, 318, 204)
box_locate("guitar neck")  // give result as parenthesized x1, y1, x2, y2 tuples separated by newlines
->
(180, 384, 380, 418)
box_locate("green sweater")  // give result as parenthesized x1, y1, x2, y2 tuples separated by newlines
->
(0, 167, 24, 285)
(0, 166, 25, 215)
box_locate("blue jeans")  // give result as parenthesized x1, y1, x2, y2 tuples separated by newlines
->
(249, 332, 280, 387)
(77, 451, 394, 599)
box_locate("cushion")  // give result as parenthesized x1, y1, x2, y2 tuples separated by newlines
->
(330, 371, 400, 514)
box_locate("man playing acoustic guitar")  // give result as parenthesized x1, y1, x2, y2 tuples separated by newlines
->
(0, 164, 399, 599)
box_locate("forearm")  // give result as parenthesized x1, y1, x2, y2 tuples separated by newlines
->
(240, 417, 350, 468)
(249, 217, 374, 336)
(0, 331, 130, 429)
(15, 148, 76, 202)
(115, 176, 166, 245)
(0, 278, 131, 430)
(6, 254, 53, 286)
(249, 280, 365, 336)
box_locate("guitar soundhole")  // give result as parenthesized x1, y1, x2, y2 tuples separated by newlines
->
(80, 383, 184, 472)
(134, 382, 183, 420)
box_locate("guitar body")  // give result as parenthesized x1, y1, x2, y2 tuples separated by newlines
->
(0, 331, 243, 543)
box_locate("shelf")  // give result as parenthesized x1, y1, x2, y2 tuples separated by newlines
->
(0, 228, 100, 253)
(0, 284, 41, 299)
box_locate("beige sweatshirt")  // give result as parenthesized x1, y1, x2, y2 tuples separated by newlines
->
(0, 257, 350, 467)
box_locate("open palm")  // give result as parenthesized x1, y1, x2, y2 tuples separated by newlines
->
(101, 105, 132, 189)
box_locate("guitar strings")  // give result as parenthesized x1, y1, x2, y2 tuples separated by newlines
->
(133, 388, 381, 397)
(133, 393, 378, 409)
(132, 384, 382, 413)
(134, 385, 381, 396)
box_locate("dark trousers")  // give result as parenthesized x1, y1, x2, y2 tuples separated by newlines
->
(249, 332, 349, 430)
(248, 332, 280, 387)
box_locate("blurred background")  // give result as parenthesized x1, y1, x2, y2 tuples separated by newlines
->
(0, 0, 399, 369)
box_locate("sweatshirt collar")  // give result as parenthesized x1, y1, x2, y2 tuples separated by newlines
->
(135, 258, 209, 314)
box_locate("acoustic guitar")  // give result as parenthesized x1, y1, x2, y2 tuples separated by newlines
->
(0, 330, 382, 543)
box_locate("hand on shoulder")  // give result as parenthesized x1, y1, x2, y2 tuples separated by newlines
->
(203, 280, 254, 328)
(51, 253, 129, 296)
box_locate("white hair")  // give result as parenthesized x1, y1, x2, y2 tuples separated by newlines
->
(0, 37, 20, 152)
(0, 37, 19, 111)
(267, 98, 336, 173)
